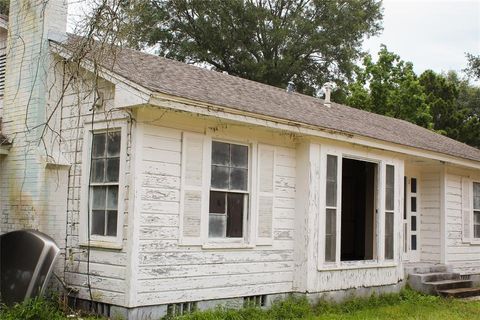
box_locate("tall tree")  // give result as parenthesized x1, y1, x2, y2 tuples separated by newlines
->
(345, 45, 432, 128)
(465, 53, 480, 80)
(120, 0, 383, 95)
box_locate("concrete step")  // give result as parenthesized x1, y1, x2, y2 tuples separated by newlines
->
(409, 272, 461, 283)
(405, 264, 447, 275)
(438, 287, 480, 298)
(424, 279, 473, 292)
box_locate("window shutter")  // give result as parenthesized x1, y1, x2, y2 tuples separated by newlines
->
(180, 132, 206, 245)
(461, 177, 472, 243)
(256, 144, 275, 245)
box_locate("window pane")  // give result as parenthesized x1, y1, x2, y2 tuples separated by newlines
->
(411, 197, 417, 213)
(475, 212, 480, 224)
(211, 165, 229, 189)
(385, 212, 394, 259)
(411, 178, 417, 193)
(107, 131, 121, 157)
(107, 186, 118, 210)
(411, 234, 417, 250)
(91, 210, 105, 235)
(386, 165, 395, 211)
(403, 223, 408, 253)
(106, 210, 118, 236)
(230, 167, 248, 191)
(106, 158, 120, 182)
(209, 191, 226, 214)
(91, 159, 105, 183)
(325, 208, 336, 262)
(231, 144, 248, 168)
(92, 133, 106, 158)
(209, 214, 227, 238)
(92, 186, 106, 210)
(411, 215, 417, 231)
(212, 141, 230, 166)
(474, 183, 480, 209)
(227, 193, 244, 238)
(326, 155, 337, 207)
(475, 225, 480, 239)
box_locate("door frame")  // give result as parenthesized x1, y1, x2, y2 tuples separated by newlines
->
(403, 169, 421, 262)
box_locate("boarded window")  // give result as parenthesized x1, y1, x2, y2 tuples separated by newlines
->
(385, 165, 395, 259)
(90, 131, 121, 237)
(474, 182, 480, 239)
(209, 141, 248, 238)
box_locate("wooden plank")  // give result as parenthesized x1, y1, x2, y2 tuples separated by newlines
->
(137, 261, 294, 280)
(136, 282, 292, 306)
(138, 250, 294, 266)
(137, 271, 293, 293)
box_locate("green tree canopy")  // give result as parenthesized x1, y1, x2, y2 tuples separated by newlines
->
(465, 53, 480, 80)
(343, 46, 480, 148)
(345, 45, 432, 128)
(120, 0, 383, 95)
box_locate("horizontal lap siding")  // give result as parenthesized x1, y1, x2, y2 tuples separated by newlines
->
(445, 173, 480, 274)
(135, 125, 295, 306)
(420, 171, 441, 262)
(62, 81, 129, 306)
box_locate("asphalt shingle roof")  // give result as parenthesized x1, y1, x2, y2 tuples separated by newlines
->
(60, 37, 480, 164)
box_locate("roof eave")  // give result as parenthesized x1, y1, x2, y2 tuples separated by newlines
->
(139, 92, 480, 170)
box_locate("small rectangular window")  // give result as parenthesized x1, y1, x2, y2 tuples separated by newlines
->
(474, 182, 480, 238)
(411, 234, 417, 250)
(209, 141, 249, 238)
(411, 178, 417, 194)
(411, 197, 417, 213)
(89, 131, 121, 237)
(411, 215, 417, 231)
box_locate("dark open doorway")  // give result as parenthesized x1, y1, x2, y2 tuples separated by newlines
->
(341, 158, 377, 261)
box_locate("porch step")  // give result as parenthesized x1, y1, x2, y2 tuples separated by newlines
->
(409, 272, 460, 283)
(423, 279, 473, 292)
(438, 287, 480, 298)
(404, 264, 447, 275)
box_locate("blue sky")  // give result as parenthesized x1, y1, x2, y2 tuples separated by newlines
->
(363, 0, 480, 76)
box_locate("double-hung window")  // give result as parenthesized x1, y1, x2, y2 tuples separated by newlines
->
(474, 182, 480, 239)
(89, 131, 121, 237)
(208, 141, 249, 238)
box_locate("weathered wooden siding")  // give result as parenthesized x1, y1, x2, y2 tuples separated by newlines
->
(133, 110, 296, 306)
(60, 70, 134, 306)
(445, 170, 480, 274)
(419, 169, 442, 262)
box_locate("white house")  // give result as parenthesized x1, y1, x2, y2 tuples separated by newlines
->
(0, 1, 480, 319)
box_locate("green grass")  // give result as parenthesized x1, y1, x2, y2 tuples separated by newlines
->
(1, 288, 479, 320)
(171, 288, 480, 320)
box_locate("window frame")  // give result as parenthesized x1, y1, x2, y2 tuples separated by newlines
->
(317, 144, 400, 270)
(202, 137, 257, 248)
(79, 120, 128, 249)
(473, 182, 480, 240)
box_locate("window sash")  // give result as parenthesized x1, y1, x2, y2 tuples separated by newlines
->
(89, 131, 121, 238)
(208, 141, 250, 239)
(474, 211, 480, 239)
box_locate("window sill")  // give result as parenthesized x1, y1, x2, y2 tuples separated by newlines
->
(318, 260, 397, 271)
(469, 239, 480, 245)
(202, 242, 254, 249)
(79, 240, 123, 250)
